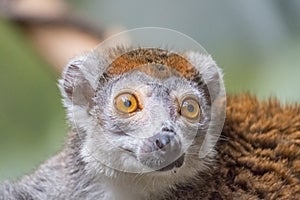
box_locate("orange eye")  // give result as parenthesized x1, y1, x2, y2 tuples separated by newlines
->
(180, 98, 200, 120)
(114, 93, 139, 113)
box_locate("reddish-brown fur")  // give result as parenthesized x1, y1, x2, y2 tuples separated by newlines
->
(107, 48, 197, 79)
(164, 94, 300, 199)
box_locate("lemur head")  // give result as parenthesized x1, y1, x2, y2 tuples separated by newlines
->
(59, 46, 224, 186)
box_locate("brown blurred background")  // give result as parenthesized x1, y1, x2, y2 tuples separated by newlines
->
(0, 0, 299, 180)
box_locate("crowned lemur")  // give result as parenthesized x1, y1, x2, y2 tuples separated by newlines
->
(0, 46, 225, 200)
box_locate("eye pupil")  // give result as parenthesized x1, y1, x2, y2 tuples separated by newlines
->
(123, 99, 132, 107)
(187, 104, 194, 112)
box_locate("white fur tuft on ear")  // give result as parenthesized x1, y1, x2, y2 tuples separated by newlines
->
(185, 52, 224, 102)
(58, 51, 110, 130)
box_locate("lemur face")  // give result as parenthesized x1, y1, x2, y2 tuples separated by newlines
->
(60, 47, 225, 178)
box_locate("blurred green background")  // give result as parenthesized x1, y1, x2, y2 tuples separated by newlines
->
(0, 0, 300, 180)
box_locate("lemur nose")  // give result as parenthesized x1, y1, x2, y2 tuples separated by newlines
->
(155, 134, 171, 149)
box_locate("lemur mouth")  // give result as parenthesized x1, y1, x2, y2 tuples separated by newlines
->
(157, 154, 185, 172)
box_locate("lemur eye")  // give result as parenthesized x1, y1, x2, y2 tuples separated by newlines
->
(180, 98, 200, 121)
(114, 93, 139, 113)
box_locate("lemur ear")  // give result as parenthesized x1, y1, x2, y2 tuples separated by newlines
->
(185, 52, 224, 102)
(61, 62, 94, 107)
(59, 52, 106, 108)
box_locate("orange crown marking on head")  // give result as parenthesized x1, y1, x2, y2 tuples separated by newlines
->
(106, 48, 197, 79)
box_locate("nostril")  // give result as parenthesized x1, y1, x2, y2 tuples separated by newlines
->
(155, 135, 171, 149)
(155, 139, 163, 149)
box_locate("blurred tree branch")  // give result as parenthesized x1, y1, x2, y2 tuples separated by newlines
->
(0, 0, 104, 73)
